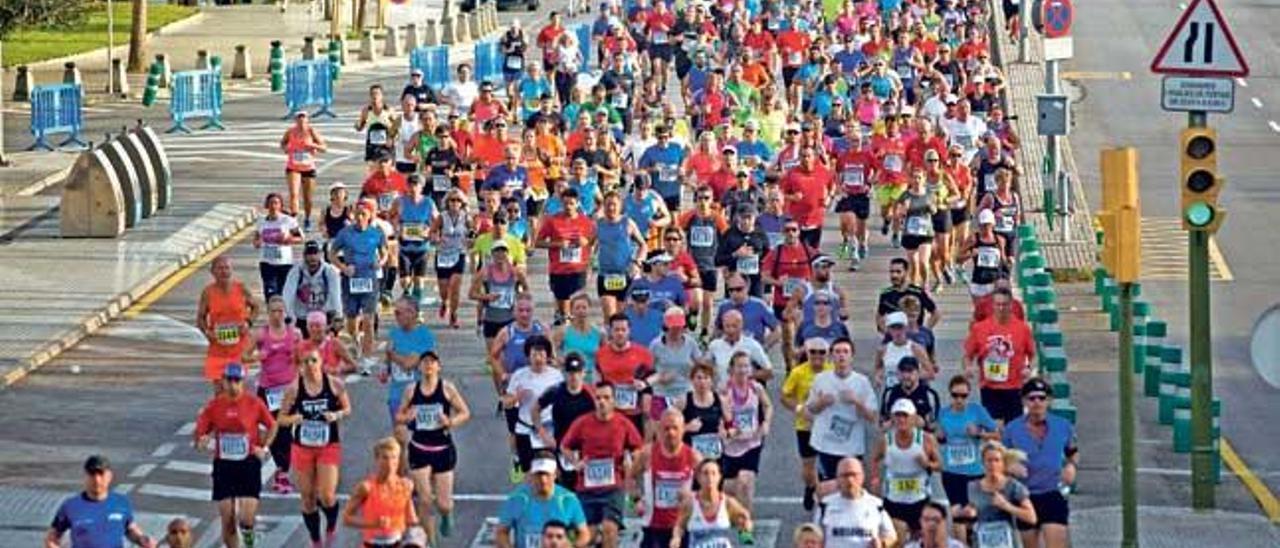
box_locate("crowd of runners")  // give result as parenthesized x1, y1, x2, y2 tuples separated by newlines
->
(46, 1, 1080, 547)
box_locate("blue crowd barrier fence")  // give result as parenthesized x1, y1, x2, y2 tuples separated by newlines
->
(168, 68, 225, 134)
(410, 46, 451, 90)
(284, 59, 337, 119)
(574, 24, 591, 71)
(474, 40, 502, 86)
(28, 84, 87, 151)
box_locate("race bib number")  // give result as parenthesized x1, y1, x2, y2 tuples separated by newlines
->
(782, 277, 804, 297)
(369, 129, 388, 146)
(733, 408, 757, 435)
(789, 51, 804, 65)
(826, 414, 855, 444)
(218, 433, 250, 461)
(652, 31, 669, 44)
(603, 274, 628, 292)
(883, 154, 904, 173)
(888, 476, 925, 500)
(415, 403, 444, 430)
(559, 245, 583, 264)
(982, 173, 997, 194)
(611, 93, 628, 108)
(378, 192, 398, 211)
(615, 385, 638, 410)
(975, 521, 1017, 548)
(984, 355, 1010, 383)
(291, 151, 312, 164)
(432, 174, 451, 193)
(906, 215, 931, 236)
(264, 386, 286, 412)
(654, 479, 682, 509)
(945, 442, 979, 467)
(584, 458, 617, 488)
(401, 223, 426, 242)
(896, 63, 914, 79)
(505, 55, 524, 71)
(997, 208, 1016, 232)
(976, 247, 1001, 269)
(691, 433, 722, 459)
(349, 277, 374, 294)
(215, 323, 241, 346)
(298, 419, 330, 447)
(781, 158, 799, 172)
(262, 244, 292, 264)
(658, 164, 679, 182)
(690, 225, 715, 248)
(736, 255, 759, 275)
(841, 168, 867, 192)
(437, 249, 461, 268)
(522, 532, 542, 548)
(492, 286, 516, 309)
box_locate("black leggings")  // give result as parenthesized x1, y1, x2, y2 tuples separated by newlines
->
(259, 262, 293, 300)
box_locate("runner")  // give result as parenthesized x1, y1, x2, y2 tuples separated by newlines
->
(281, 241, 344, 335)
(677, 187, 729, 335)
(278, 347, 351, 547)
(559, 382, 645, 548)
(762, 219, 818, 369)
(356, 85, 397, 167)
(977, 168, 1023, 259)
(954, 442, 1037, 548)
(46, 456, 155, 548)
(594, 313, 655, 433)
(429, 189, 473, 328)
(505, 335, 566, 479)
(780, 146, 832, 249)
(679, 363, 728, 467)
(328, 200, 388, 367)
(713, 272, 779, 347)
(720, 351, 772, 512)
(414, 126, 462, 210)
(876, 257, 940, 333)
(239, 296, 302, 495)
(393, 94, 422, 176)
(814, 457, 897, 548)
(959, 209, 1010, 300)
(896, 168, 940, 288)
(594, 191, 649, 319)
(628, 253, 688, 312)
(391, 174, 438, 307)
(1003, 379, 1078, 548)
(638, 125, 688, 212)
(297, 311, 357, 376)
(807, 338, 877, 482)
(471, 239, 528, 345)
(781, 337, 834, 511)
(879, 357, 943, 432)
(532, 353, 597, 488)
(922, 149, 959, 290)
(279, 112, 327, 228)
(254, 193, 304, 300)
(794, 289, 851, 351)
(343, 437, 421, 547)
(834, 129, 877, 270)
(868, 399, 941, 541)
(197, 257, 261, 392)
(441, 63, 480, 114)
(706, 310, 774, 387)
(964, 288, 1035, 425)
(535, 188, 598, 325)
(385, 297, 438, 441)
(646, 308, 705, 438)
(194, 363, 277, 548)
(321, 182, 352, 247)
(671, 459, 755, 547)
(396, 351, 471, 543)
(876, 312, 936, 391)
(489, 294, 548, 483)
(495, 453, 591, 548)
(631, 409, 699, 548)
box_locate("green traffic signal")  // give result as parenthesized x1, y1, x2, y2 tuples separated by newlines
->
(1185, 201, 1215, 228)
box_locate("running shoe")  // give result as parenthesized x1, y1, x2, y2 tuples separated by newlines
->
(324, 530, 337, 548)
(738, 530, 756, 545)
(803, 485, 816, 511)
(241, 527, 257, 548)
(890, 232, 901, 249)
(440, 513, 454, 538)
(943, 266, 955, 285)
(880, 221, 889, 236)
(509, 464, 525, 484)
(303, 217, 312, 232)
(858, 244, 868, 261)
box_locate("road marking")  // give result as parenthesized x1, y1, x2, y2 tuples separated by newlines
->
(138, 482, 209, 501)
(1178, 2, 1187, 9)
(1253, 97, 1264, 109)
(152, 443, 177, 458)
(1270, 120, 1280, 133)
(1139, 217, 1233, 281)
(115, 483, 135, 493)
(1061, 71, 1132, 81)
(176, 421, 197, 436)
(129, 463, 157, 478)
(1237, 78, 1249, 87)
(121, 225, 254, 320)
(1221, 439, 1280, 522)
(165, 459, 213, 475)
(470, 517, 782, 548)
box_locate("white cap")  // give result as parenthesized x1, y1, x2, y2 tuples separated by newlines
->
(891, 398, 917, 416)
(529, 458, 557, 475)
(977, 209, 997, 225)
(804, 337, 831, 352)
(885, 311, 909, 327)
(328, 181, 347, 192)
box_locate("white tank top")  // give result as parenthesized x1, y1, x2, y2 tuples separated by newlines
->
(686, 496, 734, 548)
(882, 340, 915, 389)
(395, 114, 420, 164)
(884, 428, 929, 504)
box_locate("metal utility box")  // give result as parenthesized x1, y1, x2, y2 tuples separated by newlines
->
(1037, 94, 1071, 136)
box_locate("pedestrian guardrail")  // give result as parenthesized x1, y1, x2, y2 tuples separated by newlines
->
(473, 40, 501, 85)
(28, 84, 87, 151)
(168, 68, 225, 134)
(61, 125, 172, 238)
(574, 23, 591, 71)
(410, 46, 450, 90)
(284, 59, 337, 119)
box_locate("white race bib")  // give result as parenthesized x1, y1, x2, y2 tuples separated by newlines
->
(262, 244, 293, 264)
(691, 433, 722, 459)
(841, 168, 867, 192)
(826, 414, 856, 444)
(615, 385, 638, 410)
(654, 479, 682, 509)
(506, 55, 524, 71)
(415, 403, 444, 431)
(658, 164, 679, 182)
(559, 246, 583, 264)
(437, 249, 461, 268)
(349, 277, 374, 294)
(492, 286, 516, 309)
(906, 215, 931, 236)
(976, 247, 1001, 268)
(611, 93, 628, 108)
(883, 154, 904, 173)
(789, 51, 803, 65)
(945, 442, 978, 467)
(733, 408, 757, 435)
(369, 129, 388, 146)
(690, 225, 715, 248)
(377, 192, 398, 212)
(652, 31, 669, 44)
(297, 419, 331, 447)
(584, 458, 617, 488)
(782, 277, 804, 297)
(975, 521, 1016, 548)
(736, 255, 759, 275)
(391, 364, 417, 384)
(218, 433, 250, 461)
(432, 174, 452, 193)
(291, 151, 312, 164)
(264, 386, 286, 412)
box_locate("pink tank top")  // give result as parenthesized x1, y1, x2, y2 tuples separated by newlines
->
(257, 325, 299, 388)
(285, 129, 317, 171)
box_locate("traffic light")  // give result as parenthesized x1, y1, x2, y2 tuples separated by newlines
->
(1100, 148, 1142, 282)
(1180, 128, 1227, 232)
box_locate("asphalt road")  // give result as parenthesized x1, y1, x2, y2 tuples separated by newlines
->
(1064, 0, 1280, 500)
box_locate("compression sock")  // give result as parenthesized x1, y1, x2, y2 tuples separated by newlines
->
(321, 502, 341, 533)
(302, 510, 321, 542)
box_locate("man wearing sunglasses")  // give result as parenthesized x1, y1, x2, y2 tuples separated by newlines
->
(963, 287, 1034, 425)
(1003, 379, 1078, 548)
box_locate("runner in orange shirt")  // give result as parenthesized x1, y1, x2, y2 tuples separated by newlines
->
(197, 256, 261, 390)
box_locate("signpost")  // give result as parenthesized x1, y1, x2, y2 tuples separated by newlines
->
(1035, 0, 1074, 241)
(1150, 0, 1248, 513)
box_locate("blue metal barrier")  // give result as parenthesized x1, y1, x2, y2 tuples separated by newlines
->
(28, 84, 87, 151)
(284, 59, 337, 119)
(168, 69, 225, 134)
(575, 24, 591, 72)
(410, 46, 450, 90)
(474, 40, 501, 86)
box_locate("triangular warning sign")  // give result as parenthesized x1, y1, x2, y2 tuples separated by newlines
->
(1151, 0, 1249, 77)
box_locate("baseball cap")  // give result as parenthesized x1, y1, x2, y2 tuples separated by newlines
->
(722, 144, 738, 154)
(924, 149, 941, 160)
(223, 363, 245, 379)
(563, 352, 585, 372)
(897, 356, 920, 371)
(530, 458, 558, 475)
(410, 68, 424, 76)
(630, 287, 651, 300)
(885, 311, 909, 328)
(785, 122, 801, 133)
(804, 337, 830, 352)
(734, 202, 758, 217)
(1022, 378, 1053, 398)
(491, 239, 510, 253)
(328, 181, 347, 193)
(977, 209, 997, 225)
(811, 254, 836, 268)
(646, 252, 674, 265)
(663, 307, 687, 328)
(891, 398, 917, 416)
(736, 167, 751, 176)
(83, 455, 111, 473)
(480, 81, 495, 91)
(744, 119, 760, 130)
(304, 240, 322, 255)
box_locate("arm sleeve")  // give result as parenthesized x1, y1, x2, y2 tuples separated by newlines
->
(281, 266, 301, 319)
(328, 267, 345, 317)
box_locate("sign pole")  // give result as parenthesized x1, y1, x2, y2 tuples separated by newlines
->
(1119, 279, 1138, 546)
(1187, 109, 1216, 509)
(1019, 0, 1031, 62)
(1045, 58, 1069, 242)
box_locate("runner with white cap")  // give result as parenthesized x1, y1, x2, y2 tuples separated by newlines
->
(869, 399, 941, 542)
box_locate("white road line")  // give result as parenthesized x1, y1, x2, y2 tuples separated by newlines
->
(1269, 120, 1280, 133)
(166, 459, 214, 475)
(1237, 78, 1248, 87)
(176, 422, 197, 436)
(1252, 97, 1263, 109)
(114, 483, 135, 493)
(129, 463, 157, 478)
(138, 482, 209, 500)
(152, 442, 177, 458)
(1178, 2, 1187, 9)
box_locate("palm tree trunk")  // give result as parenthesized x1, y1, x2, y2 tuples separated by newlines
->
(126, 0, 147, 72)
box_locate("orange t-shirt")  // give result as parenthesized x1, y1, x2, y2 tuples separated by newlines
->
(964, 317, 1036, 390)
(202, 281, 251, 380)
(594, 343, 655, 416)
(535, 133, 567, 182)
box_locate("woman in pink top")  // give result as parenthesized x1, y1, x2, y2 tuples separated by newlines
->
(242, 296, 303, 494)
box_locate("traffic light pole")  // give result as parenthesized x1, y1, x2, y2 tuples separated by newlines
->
(1118, 280, 1138, 546)
(1187, 110, 1215, 509)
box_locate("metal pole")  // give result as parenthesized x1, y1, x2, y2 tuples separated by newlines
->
(108, 0, 115, 96)
(1187, 109, 1215, 509)
(1119, 281, 1139, 546)
(1019, 0, 1031, 63)
(1045, 58, 1070, 242)
(0, 40, 8, 167)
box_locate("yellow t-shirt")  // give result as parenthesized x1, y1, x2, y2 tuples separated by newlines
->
(471, 234, 527, 266)
(782, 361, 834, 431)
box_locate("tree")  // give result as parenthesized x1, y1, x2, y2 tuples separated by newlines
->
(127, 0, 147, 72)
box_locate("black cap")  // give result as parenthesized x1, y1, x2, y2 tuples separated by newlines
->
(1021, 377, 1053, 398)
(897, 356, 920, 372)
(563, 352, 585, 372)
(304, 240, 323, 255)
(84, 455, 111, 473)
(630, 287, 651, 300)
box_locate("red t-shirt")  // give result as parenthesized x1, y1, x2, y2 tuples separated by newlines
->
(703, 169, 737, 202)
(195, 394, 276, 460)
(670, 251, 700, 288)
(972, 297, 1027, 323)
(537, 213, 596, 275)
(743, 30, 776, 57)
(781, 165, 832, 228)
(776, 30, 811, 67)
(646, 443, 698, 528)
(906, 135, 948, 172)
(964, 317, 1036, 390)
(645, 11, 676, 41)
(537, 25, 565, 55)
(595, 342, 655, 415)
(362, 171, 410, 211)
(561, 412, 644, 492)
(836, 147, 877, 196)
(762, 243, 817, 306)
(872, 136, 908, 186)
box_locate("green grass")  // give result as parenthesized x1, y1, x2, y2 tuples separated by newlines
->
(4, 3, 198, 68)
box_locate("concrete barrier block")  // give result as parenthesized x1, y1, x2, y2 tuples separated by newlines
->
(383, 25, 401, 57)
(133, 127, 172, 209)
(359, 31, 378, 62)
(195, 49, 210, 70)
(63, 62, 84, 96)
(232, 45, 252, 79)
(467, 11, 482, 40)
(458, 13, 473, 44)
(13, 66, 33, 102)
(442, 16, 459, 45)
(60, 149, 127, 238)
(118, 133, 160, 218)
(109, 59, 130, 96)
(423, 19, 440, 47)
(303, 36, 318, 60)
(98, 139, 145, 228)
(155, 54, 173, 88)
(404, 23, 420, 50)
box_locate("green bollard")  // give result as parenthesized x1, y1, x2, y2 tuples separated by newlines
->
(1173, 398, 1220, 453)
(142, 62, 162, 106)
(270, 40, 284, 92)
(1157, 346, 1185, 425)
(1132, 302, 1150, 373)
(1143, 320, 1167, 397)
(327, 38, 342, 81)
(1017, 224, 1036, 240)
(1100, 277, 1116, 313)
(1093, 267, 1109, 295)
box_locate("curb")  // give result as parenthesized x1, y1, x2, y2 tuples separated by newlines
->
(0, 206, 257, 390)
(12, 165, 74, 198)
(14, 11, 208, 72)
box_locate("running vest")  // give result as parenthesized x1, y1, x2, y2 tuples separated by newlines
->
(684, 214, 720, 270)
(294, 264, 332, 315)
(723, 382, 762, 458)
(482, 265, 518, 325)
(503, 322, 545, 373)
(360, 477, 412, 545)
(409, 376, 454, 447)
(256, 325, 299, 392)
(686, 496, 735, 548)
(974, 150, 1004, 195)
(395, 114, 420, 165)
(436, 210, 467, 269)
(971, 234, 1005, 285)
(682, 392, 724, 460)
(398, 195, 434, 251)
(991, 193, 1019, 236)
(644, 444, 697, 529)
(901, 190, 935, 238)
(290, 374, 341, 447)
(595, 218, 634, 275)
(881, 341, 915, 389)
(285, 128, 316, 171)
(323, 206, 350, 241)
(884, 428, 929, 504)
(891, 46, 915, 81)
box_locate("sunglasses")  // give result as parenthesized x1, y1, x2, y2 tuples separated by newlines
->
(926, 158, 940, 163)
(728, 286, 747, 292)
(814, 300, 832, 306)
(807, 350, 827, 355)
(951, 391, 970, 398)
(697, 196, 713, 201)
(666, 237, 683, 242)
(1026, 394, 1048, 402)
(784, 227, 800, 232)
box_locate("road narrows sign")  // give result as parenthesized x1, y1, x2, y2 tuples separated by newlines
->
(1150, 0, 1249, 77)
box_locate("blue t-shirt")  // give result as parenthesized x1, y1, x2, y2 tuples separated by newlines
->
(1003, 414, 1076, 494)
(836, 49, 867, 73)
(483, 164, 530, 196)
(498, 484, 586, 548)
(638, 143, 687, 200)
(51, 492, 134, 548)
(626, 306, 666, 347)
(937, 402, 999, 476)
(332, 224, 386, 276)
(386, 324, 437, 400)
(627, 275, 686, 311)
(715, 297, 778, 342)
(793, 319, 850, 348)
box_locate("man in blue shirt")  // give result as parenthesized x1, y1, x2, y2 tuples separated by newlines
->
(496, 455, 590, 548)
(483, 143, 531, 205)
(715, 272, 779, 346)
(1002, 378, 1078, 548)
(385, 297, 438, 425)
(626, 253, 686, 312)
(328, 200, 388, 367)
(637, 127, 687, 212)
(624, 288, 665, 347)
(47, 455, 154, 548)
